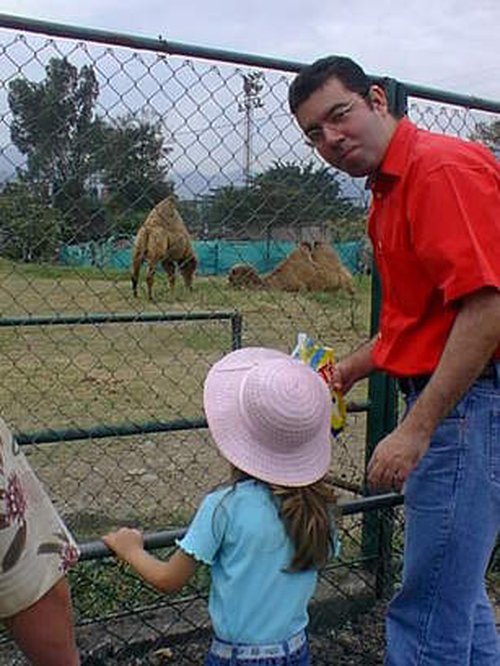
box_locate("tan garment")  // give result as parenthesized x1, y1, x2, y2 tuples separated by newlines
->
(0, 418, 79, 618)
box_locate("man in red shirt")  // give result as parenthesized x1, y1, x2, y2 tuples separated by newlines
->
(289, 56, 500, 664)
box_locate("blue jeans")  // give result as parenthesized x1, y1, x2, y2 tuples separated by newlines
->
(386, 369, 500, 665)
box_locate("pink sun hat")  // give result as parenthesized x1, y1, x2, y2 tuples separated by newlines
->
(203, 347, 332, 486)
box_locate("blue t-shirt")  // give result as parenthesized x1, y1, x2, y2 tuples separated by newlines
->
(177, 479, 318, 644)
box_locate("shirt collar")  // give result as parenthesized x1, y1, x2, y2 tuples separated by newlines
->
(366, 117, 417, 190)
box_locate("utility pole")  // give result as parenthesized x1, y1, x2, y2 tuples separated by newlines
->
(238, 72, 264, 184)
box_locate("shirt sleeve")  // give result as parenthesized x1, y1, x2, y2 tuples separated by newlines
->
(176, 489, 229, 565)
(409, 161, 500, 305)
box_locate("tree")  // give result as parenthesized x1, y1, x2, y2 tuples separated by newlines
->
(249, 162, 343, 230)
(94, 114, 174, 216)
(0, 182, 65, 262)
(201, 161, 366, 240)
(470, 119, 500, 154)
(8, 57, 99, 237)
(8, 57, 174, 243)
(201, 184, 255, 238)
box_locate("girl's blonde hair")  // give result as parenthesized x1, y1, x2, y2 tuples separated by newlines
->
(230, 467, 338, 572)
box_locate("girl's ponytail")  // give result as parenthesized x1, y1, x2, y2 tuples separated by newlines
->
(270, 477, 338, 571)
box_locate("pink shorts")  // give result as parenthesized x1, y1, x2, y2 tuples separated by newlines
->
(0, 418, 79, 619)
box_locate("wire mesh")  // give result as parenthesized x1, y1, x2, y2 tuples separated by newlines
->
(0, 15, 498, 664)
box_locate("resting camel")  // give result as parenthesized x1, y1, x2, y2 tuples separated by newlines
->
(131, 196, 197, 300)
(310, 241, 355, 294)
(228, 241, 354, 294)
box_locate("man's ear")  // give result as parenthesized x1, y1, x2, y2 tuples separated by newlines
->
(367, 84, 389, 113)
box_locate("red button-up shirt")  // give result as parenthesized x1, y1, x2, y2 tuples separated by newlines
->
(369, 118, 500, 376)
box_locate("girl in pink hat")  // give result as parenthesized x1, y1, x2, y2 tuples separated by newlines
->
(103, 347, 340, 665)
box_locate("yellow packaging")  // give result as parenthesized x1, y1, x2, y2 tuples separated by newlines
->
(292, 333, 346, 436)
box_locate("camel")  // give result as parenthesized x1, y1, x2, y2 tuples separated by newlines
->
(228, 263, 266, 289)
(228, 242, 315, 291)
(131, 196, 197, 300)
(228, 241, 354, 294)
(310, 241, 355, 294)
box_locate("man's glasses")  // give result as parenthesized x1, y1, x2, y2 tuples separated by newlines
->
(304, 91, 370, 148)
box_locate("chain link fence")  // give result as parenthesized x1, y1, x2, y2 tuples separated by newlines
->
(0, 14, 498, 664)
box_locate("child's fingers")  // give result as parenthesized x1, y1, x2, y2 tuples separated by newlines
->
(101, 533, 119, 551)
(102, 528, 143, 553)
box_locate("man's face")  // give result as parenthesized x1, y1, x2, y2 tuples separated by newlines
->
(294, 77, 396, 177)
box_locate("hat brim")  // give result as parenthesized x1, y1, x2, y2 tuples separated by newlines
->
(204, 348, 331, 486)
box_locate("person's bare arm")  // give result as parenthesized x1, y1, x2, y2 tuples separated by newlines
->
(333, 337, 378, 394)
(102, 528, 197, 593)
(367, 287, 500, 491)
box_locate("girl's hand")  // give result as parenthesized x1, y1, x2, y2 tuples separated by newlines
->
(102, 527, 144, 561)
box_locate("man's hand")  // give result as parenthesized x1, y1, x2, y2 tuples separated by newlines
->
(368, 287, 500, 493)
(367, 424, 430, 492)
(331, 360, 358, 395)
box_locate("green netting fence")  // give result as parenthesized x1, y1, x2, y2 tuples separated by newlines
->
(58, 238, 364, 275)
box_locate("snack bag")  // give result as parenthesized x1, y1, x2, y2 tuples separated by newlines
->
(292, 333, 346, 436)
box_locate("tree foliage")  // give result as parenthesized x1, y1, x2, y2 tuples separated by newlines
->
(470, 119, 500, 154)
(9, 58, 98, 219)
(5, 56, 368, 258)
(94, 114, 174, 212)
(201, 162, 366, 241)
(7, 57, 173, 244)
(0, 182, 65, 262)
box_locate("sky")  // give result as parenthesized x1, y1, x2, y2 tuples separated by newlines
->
(1, 0, 500, 101)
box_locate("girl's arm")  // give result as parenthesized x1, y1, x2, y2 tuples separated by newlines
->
(102, 528, 197, 593)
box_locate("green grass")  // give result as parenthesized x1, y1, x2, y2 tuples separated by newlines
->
(0, 258, 371, 430)
(0, 257, 373, 623)
(0, 257, 131, 282)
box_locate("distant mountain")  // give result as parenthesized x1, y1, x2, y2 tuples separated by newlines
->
(0, 153, 370, 208)
(171, 168, 246, 198)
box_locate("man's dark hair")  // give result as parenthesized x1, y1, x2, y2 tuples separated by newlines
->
(288, 56, 371, 114)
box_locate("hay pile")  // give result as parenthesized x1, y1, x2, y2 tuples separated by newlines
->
(228, 241, 354, 294)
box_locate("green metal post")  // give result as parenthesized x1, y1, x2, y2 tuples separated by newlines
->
(362, 78, 407, 599)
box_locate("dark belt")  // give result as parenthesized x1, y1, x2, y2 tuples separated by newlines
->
(398, 363, 497, 396)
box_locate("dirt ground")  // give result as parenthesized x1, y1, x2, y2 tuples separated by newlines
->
(0, 595, 387, 665)
(79, 605, 388, 665)
(2, 585, 499, 665)
(74, 581, 499, 666)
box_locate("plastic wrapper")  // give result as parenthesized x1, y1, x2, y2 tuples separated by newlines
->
(292, 333, 347, 436)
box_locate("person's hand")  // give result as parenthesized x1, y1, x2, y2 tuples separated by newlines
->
(102, 527, 144, 562)
(331, 360, 357, 395)
(367, 424, 430, 492)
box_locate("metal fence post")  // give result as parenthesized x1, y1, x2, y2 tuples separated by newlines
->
(362, 270, 399, 598)
(361, 77, 407, 599)
(231, 312, 243, 350)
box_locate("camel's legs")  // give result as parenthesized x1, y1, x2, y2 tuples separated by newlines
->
(146, 262, 158, 301)
(179, 257, 196, 290)
(131, 254, 143, 297)
(161, 259, 176, 291)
